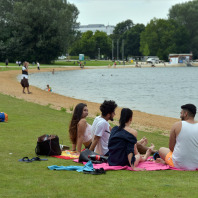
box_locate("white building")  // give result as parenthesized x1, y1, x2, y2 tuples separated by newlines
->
(78, 24, 115, 35)
(169, 54, 193, 64)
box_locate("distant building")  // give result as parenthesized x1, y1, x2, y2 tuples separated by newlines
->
(169, 54, 193, 64)
(78, 24, 115, 35)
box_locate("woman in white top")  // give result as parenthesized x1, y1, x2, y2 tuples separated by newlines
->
(69, 103, 93, 153)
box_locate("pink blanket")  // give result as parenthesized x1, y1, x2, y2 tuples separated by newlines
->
(73, 157, 182, 171)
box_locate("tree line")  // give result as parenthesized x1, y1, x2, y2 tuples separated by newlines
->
(70, 0, 198, 61)
(0, 0, 78, 63)
(0, 0, 198, 63)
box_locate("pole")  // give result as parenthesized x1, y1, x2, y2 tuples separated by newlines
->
(112, 40, 114, 60)
(117, 39, 119, 60)
(122, 39, 124, 61)
(98, 48, 100, 60)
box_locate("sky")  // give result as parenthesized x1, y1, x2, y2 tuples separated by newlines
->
(68, 0, 192, 26)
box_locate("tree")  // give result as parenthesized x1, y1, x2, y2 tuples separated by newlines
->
(69, 30, 111, 59)
(0, 0, 79, 63)
(140, 18, 190, 60)
(113, 19, 134, 36)
(93, 31, 111, 59)
(69, 31, 96, 58)
(111, 19, 134, 60)
(121, 23, 145, 58)
(169, 0, 198, 58)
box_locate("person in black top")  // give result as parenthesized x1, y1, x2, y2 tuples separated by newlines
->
(108, 108, 155, 171)
(20, 61, 31, 94)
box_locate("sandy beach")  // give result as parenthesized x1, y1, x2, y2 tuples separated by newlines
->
(0, 66, 180, 134)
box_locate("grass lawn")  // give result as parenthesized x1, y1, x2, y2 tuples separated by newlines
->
(0, 60, 134, 70)
(1, 93, 198, 198)
(53, 60, 133, 67)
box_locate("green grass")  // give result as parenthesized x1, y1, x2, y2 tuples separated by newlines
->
(1, 93, 198, 198)
(0, 60, 134, 70)
(53, 60, 133, 67)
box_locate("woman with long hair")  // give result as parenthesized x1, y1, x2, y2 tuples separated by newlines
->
(108, 108, 154, 171)
(69, 103, 93, 153)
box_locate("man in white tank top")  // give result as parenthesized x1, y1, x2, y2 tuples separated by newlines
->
(158, 104, 198, 170)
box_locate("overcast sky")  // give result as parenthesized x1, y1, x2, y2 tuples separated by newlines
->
(68, 0, 192, 26)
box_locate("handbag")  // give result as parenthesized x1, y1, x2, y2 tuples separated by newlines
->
(35, 134, 61, 156)
(79, 149, 108, 164)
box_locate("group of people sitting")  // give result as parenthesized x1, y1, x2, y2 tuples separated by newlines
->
(69, 100, 198, 171)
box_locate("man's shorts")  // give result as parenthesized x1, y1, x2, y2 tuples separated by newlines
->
(165, 151, 174, 167)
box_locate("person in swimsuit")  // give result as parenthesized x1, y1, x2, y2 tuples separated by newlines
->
(69, 103, 93, 153)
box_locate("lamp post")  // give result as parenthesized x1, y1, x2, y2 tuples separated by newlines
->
(98, 48, 100, 60)
(117, 39, 119, 60)
(112, 40, 114, 60)
(122, 39, 124, 61)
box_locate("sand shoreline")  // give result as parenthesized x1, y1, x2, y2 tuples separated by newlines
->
(0, 66, 180, 134)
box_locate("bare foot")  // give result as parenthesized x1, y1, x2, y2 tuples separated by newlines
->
(149, 143, 155, 151)
(142, 143, 155, 161)
(149, 143, 157, 154)
(28, 92, 32, 94)
(138, 137, 148, 146)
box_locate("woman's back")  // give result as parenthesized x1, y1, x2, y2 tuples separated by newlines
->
(108, 126, 137, 166)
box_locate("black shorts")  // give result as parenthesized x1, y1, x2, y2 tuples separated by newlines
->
(21, 78, 29, 87)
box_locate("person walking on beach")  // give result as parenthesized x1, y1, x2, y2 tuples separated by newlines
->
(89, 100, 118, 155)
(157, 104, 198, 170)
(5, 59, 9, 67)
(20, 61, 31, 94)
(37, 62, 40, 70)
(108, 108, 154, 171)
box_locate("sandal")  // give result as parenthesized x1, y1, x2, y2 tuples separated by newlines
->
(18, 157, 32, 162)
(83, 168, 106, 175)
(31, 157, 48, 161)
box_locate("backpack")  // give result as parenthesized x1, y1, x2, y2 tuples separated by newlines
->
(0, 112, 8, 122)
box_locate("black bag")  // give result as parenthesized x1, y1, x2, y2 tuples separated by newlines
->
(35, 134, 61, 156)
(79, 149, 108, 164)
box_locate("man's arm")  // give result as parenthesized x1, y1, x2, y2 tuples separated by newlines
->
(89, 121, 105, 151)
(89, 135, 100, 151)
(169, 123, 178, 152)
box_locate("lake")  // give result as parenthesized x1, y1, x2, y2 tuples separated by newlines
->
(27, 66, 198, 119)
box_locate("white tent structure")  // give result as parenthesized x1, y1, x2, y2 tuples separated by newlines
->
(169, 54, 193, 64)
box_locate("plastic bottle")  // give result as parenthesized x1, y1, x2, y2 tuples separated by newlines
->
(88, 155, 108, 162)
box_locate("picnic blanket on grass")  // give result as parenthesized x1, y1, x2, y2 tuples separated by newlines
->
(73, 157, 182, 171)
(52, 150, 79, 160)
(52, 152, 186, 171)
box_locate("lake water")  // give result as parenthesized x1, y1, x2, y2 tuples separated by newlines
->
(27, 67, 198, 119)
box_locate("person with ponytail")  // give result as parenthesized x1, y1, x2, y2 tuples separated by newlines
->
(108, 108, 155, 171)
(69, 103, 93, 153)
